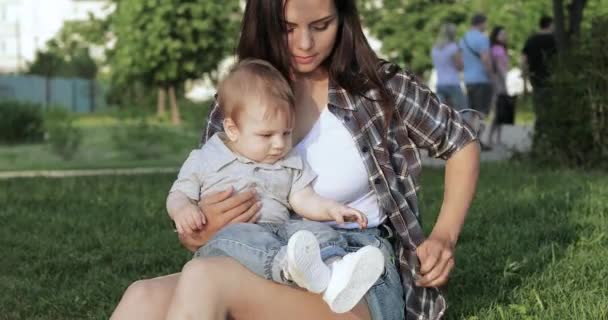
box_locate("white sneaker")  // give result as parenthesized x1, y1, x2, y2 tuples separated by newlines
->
(323, 246, 384, 313)
(286, 230, 331, 294)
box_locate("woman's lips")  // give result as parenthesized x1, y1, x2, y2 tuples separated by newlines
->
(294, 54, 317, 64)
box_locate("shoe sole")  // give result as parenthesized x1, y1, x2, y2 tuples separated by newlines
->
(325, 246, 384, 313)
(287, 230, 330, 294)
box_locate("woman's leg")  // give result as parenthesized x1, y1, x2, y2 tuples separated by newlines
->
(166, 257, 372, 320)
(110, 273, 180, 320)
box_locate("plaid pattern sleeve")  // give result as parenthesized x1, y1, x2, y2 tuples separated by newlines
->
(388, 69, 478, 160)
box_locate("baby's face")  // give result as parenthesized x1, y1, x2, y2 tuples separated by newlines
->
(228, 107, 294, 164)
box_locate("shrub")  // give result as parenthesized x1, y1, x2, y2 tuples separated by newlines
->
(44, 109, 83, 161)
(531, 17, 608, 169)
(112, 119, 185, 160)
(0, 101, 44, 144)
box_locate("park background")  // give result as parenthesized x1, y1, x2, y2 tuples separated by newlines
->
(0, 0, 607, 319)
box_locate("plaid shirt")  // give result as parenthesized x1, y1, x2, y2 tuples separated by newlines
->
(200, 63, 477, 319)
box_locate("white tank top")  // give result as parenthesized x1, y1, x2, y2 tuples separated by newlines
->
(295, 108, 385, 229)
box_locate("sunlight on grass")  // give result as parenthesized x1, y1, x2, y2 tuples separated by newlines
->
(1, 162, 606, 319)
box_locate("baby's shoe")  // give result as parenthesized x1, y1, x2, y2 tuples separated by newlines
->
(323, 246, 384, 313)
(286, 230, 331, 293)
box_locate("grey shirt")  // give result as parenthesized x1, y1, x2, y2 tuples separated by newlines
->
(170, 133, 317, 223)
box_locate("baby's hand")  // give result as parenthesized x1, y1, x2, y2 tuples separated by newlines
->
(328, 205, 368, 229)
(172, 203, 206, 235)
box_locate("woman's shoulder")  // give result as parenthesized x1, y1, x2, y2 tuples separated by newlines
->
(377, 61, 425, 93)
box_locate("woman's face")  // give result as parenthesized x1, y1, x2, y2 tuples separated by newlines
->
(284, 0, 339, 75)
(498, 29, 507, 43)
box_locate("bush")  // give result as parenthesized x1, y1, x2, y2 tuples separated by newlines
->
(531, 17, 608, 169)
(0, 101, 44, 144)
(45, 109, 83, 161)
(112, 119, 186, 160)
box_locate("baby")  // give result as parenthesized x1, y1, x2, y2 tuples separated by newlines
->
(167, 59, 384, 313)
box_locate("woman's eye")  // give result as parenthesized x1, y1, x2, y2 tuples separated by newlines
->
(283, 131, 291, 136)
(312, 23, 329, 31)
(285, 26, 295, 33)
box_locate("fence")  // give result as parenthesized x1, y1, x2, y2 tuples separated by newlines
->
(0, 75, 106, 113)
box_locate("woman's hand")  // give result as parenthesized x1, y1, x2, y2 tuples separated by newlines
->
(178, 187, 262, 252)
(415, 235, 455, 288)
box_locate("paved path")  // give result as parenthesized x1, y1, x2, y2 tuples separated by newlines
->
(0, 125, 533, 178)
(0, 167, 178, 179)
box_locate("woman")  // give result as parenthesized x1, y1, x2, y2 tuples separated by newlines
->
(431, 23, 467, 111)
(111, 1, 480, 319)
(488, 26, 510, 146)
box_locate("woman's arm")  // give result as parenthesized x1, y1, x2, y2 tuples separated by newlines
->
(416, 142, 479, 287)
(388, 67, 480, 287)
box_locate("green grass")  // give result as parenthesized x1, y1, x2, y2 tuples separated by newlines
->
(0, 102, 210, 171)
(0, 126, 199, 171)
(1, 162, 606, 319)
(514, 94, 535, 125)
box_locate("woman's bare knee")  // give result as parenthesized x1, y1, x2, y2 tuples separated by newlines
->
(122, 280, 156, 304)
(181, 257, 242, 286)
(111, 275, 178, 320)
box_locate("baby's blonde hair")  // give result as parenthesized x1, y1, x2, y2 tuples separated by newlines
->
(217, 59, 295, 126)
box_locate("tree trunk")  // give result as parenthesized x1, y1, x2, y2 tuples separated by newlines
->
(568, 0, 587, 38)
(168, 85, 181, 125)
(157, 87, 167, 116)
(553, 0, 567, 50)
(89, 79, 96, 112)
(45, 75, 51, 109)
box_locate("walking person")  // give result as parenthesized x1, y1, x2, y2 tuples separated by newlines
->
(488, 26, 511, 147)
(460, 13, 494, 151)
(522, 15, 558, 133)
(431, 23, 467, 111)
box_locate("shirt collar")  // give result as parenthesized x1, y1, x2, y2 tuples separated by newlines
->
(206, 133, 304, 171)
(328, 78, 356, 111)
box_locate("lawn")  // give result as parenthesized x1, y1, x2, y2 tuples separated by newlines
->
(0, 101, 210, 172)
(1, 161, 606, 319)
(0, 96, 535, 172)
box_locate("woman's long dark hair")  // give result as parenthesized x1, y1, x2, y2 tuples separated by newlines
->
(490, 26, 507, 49)
(237, 0, 395, 130)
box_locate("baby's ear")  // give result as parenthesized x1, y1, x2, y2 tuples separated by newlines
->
(223, 118, 239, 142)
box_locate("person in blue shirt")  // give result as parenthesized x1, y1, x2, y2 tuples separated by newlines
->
(460, 13, 494, 150)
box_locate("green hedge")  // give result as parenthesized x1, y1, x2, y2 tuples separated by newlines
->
(0, 101, 44, 144)
(532, 17, 608, 169)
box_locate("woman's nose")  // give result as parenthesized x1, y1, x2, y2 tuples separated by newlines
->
(296, 29, 314, 51)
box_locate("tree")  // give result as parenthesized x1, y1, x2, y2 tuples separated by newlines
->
(552, 0, 590, 50)
(27, 17, 107, 110)
(110, 0, 240, 124)
(360, 0, 553, 74)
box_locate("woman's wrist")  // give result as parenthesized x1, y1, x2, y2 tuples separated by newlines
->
(429, 219, 461, 247)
